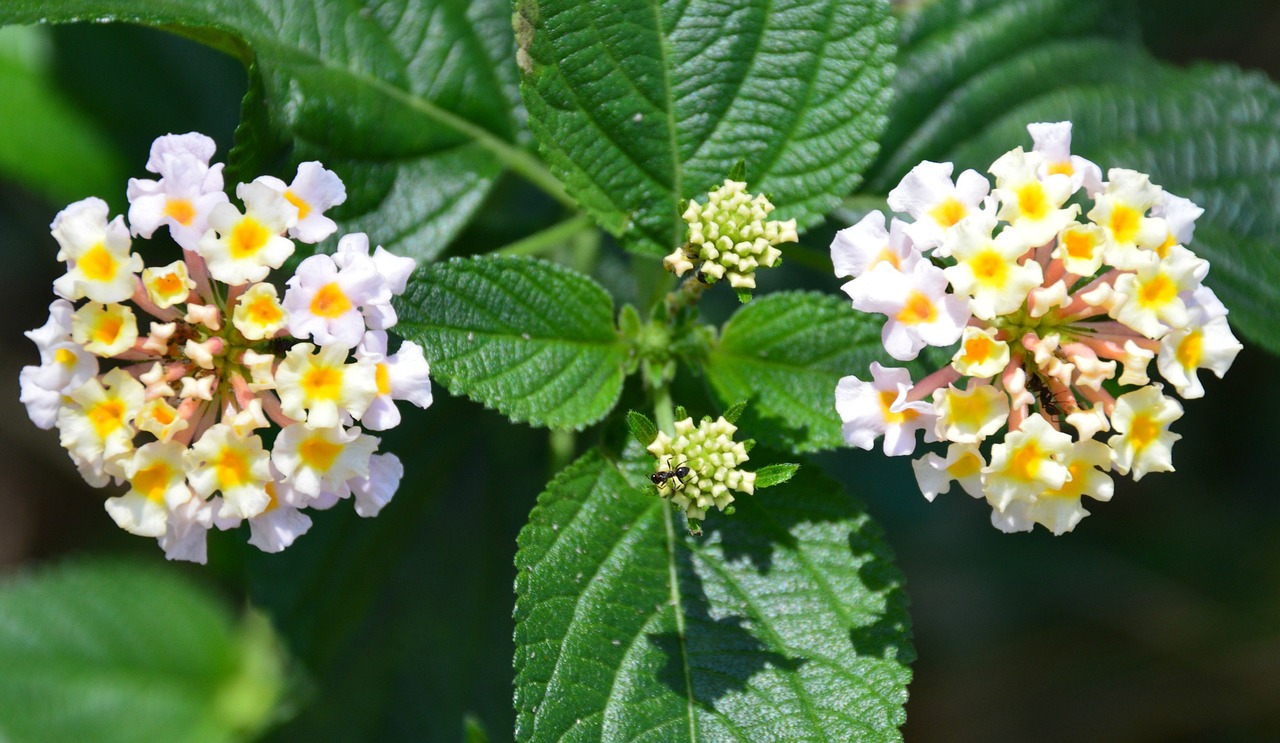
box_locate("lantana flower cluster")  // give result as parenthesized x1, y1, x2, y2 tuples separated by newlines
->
(832, 122, 1242, 535)
(19, 133, 432, 562)
(663, 179, 797, 289)
(647, 415, 756, 525)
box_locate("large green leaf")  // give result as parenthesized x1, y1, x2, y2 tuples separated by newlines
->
(705, 291, 891, 453)
(0, 0, 531, 260)
(514, 449, 913, 741)
(396, 256, 628, 429)
(517, 0, 897, 255)
(869, 0, 1280, 353)
(0, 26, 125, 203)
(0, 560, 287, 743)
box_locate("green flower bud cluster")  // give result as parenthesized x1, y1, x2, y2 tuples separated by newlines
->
(646, 415, 755, 521)
(664, 180, 797, 289)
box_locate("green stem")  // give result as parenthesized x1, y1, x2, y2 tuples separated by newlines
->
(664, 274, 711, 320)
(654, 382, 676, 433)
(549, 429, 576, 474)
(494, 213, 595, 257)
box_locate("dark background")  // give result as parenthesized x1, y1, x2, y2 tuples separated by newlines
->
(2, 2, 1279, 740)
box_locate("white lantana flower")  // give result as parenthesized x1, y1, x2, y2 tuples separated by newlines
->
(126, 132, 229, 251)
(50, 197, 143, 304)
(283, 252, 382, 348)
(199, 180, 298, 285)
(255, 161, 347, 243)
(835, 362, 936, 456)
(886, 160, 991, 252)
(354, 331, 433, 431)
(847, 259, 969, 361)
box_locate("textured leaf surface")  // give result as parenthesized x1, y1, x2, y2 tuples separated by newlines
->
(705, 292, 889, 453)
(869, 0, 1280, 353)
(517, 0, 897, 255)
(514, 449, 913, 742)
(396, 256, 627, 429)
(0, 0, 523, 259)
(0, 561, 286, 743)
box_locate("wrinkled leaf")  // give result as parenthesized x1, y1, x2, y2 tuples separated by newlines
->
(705, 291, 890, 453)
(517, 0, 897, 255)
(396, 256, 628, 429)
(0, 0, 526, 259)
(514, 449, 913, 741)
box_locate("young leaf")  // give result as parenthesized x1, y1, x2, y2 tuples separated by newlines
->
(0, 560, 288, 743)
(396, 256, 628, 430)
(627, 410, 659, 447)
(754, 462, 800, 488)
(705, 291, 898, 453)
(868, 0, 1280, 353)
(517, 0, 897, 255)
(0, 0, 528, 260)
(514, 450, 913, 742)
(721, 400, 747, 425)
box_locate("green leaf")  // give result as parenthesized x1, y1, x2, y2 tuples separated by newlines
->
(627, 410, 659, 447)
(869, 0, 1280, 352)
(0, 26, 126, 203)
(0, 560, 288, 743)
(517, 0, 897, 255)
(754, 463, 799, 488)
(396, 256, 628, 429)
(514, 449, 913, 741)
(705, 291, 890, 453)
(0, 0, 534, 260)
(721, 400, 747, 425)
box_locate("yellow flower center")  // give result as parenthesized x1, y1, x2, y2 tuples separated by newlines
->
(229, 217, 270, 260)
(873, 247, 901, 271)
(154, 272, 185, 297)
(88, 399, 127, 438)
(1009, 440, 1044, 481)
(896, 291, 937, 325)
(55, 347, 78, 367)
(310, 283, 352, 318)
(302, 365, 343, 400)
(1138, 273, 1177, 308)
(215, 448, 251, 489)
(132, 463, 173, 505)
(151, 402, 177, 426)
(1109, 204, 1141, 244)
(971, 249, 1009, 286)
(947, 392, 988, 429)
(263, 480, 280, 513)
(284, 190, 312, 220)
(1176, 330, 1203, 370)
(1047, 161, 1074, 177)
(376, 363, 392, 396)
(929, 197, 967, 228)
(94, 314, 125, 347)
(878, 390, 917, 427)
(1158, 232, 1177, 258)
(299, 437, 342, 471)
(79, 244, 118, 282)
(246, 294, 283, 325)
(948, 451, 984, 479)
(1062, 229, 1096, 261)
(1128, 413, 1160, 452)
(1016, 183, 1049, 221)
(961, 334, 994, 364)
(164, 198, 196, 226)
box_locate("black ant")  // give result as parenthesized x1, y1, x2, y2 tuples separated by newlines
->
(650, 462, 691, 491)
(1026, 371, 1073, 421)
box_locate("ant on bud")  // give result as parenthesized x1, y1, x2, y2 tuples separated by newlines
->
(1026, 371, 1073, 422)
(650, 461, 691, 491)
